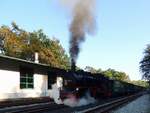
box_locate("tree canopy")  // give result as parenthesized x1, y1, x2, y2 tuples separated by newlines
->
(102, 68, 130, 81)
(84, 66, 130, 82)
(131, 80, 149, 88)
(84, 66, 102, 73)
(0, 22, 70, 69)
(140, 44, 150, 82)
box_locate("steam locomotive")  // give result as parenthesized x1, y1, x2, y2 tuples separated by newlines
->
(48, 67, 145, 100)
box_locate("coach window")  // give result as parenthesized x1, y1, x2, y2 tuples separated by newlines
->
(20, 67, 34, 89)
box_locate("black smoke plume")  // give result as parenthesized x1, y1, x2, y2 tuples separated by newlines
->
(69, 0, 96, 70)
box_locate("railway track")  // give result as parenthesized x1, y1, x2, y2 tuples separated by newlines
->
(0, 97, 52, 108)
(0, 102, 68, 113)
(0, 93, 144, 113)
(74, 93, 143, 113)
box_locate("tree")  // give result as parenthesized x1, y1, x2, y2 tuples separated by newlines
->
(84, 66, 130, 82)
(0, 22, 70, 69)
(103, 68, 130, 81)
(85, 66, 97, 73)
(131, 80, 149, 88)
(140, 44, 150, 83)
(84, 66, 102, 73)
(0, 24, 22, 57)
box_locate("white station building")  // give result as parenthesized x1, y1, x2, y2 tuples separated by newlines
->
(0, 54, 61, 100)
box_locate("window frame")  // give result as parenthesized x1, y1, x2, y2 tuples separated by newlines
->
(20, 67, 34, 89)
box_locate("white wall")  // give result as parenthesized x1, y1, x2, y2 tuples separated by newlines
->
(0, 69, 48, 100)
(34, 74, 48, 97)
(0, 69, 20, 100)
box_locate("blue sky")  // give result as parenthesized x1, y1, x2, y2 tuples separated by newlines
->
(0, 0, 150, 80)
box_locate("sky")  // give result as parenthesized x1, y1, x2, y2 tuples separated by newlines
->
(0, 0, 150, 80)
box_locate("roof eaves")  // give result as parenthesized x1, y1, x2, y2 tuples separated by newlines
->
(0, 54, 49, 67)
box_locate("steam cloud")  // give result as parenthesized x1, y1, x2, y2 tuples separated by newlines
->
(50, 83, 62, 104)
(68, 0, 96, 67)
(50, 83, 96, 107)
(63, 91, 96, 107)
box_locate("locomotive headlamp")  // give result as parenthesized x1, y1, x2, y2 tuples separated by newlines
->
(76, 88, 79, 91)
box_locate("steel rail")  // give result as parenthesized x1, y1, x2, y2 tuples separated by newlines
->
(75, 93, 143, 113)
(0, 102, 67, 113)
(8, 104, 67, 113)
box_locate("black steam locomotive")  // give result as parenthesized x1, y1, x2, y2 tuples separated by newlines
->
(48, 68, 145, 100)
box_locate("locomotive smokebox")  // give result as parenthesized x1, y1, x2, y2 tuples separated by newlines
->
(71, 59, 76, 72)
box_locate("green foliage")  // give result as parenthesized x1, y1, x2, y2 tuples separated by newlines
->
(84, 66, 130, 82)
(131, 80, 149, 88)
(0, 22, 70, 69)
(102, 68, 130, 81)
(140, 44, 150, 81)
(84, 66, 102, 73)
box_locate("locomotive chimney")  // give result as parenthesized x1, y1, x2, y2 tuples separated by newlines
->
(71, 59, 76, 72)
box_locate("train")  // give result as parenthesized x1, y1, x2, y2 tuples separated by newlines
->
(48, 67, 145, 100)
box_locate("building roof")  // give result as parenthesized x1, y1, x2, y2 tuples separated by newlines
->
(0, 54, 50, 75)
(0, 54, 49, 67)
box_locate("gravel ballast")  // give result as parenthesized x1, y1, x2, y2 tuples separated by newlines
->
(111, 94, 150, 113)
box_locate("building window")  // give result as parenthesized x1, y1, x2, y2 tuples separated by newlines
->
(20, 67, 34, 89)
